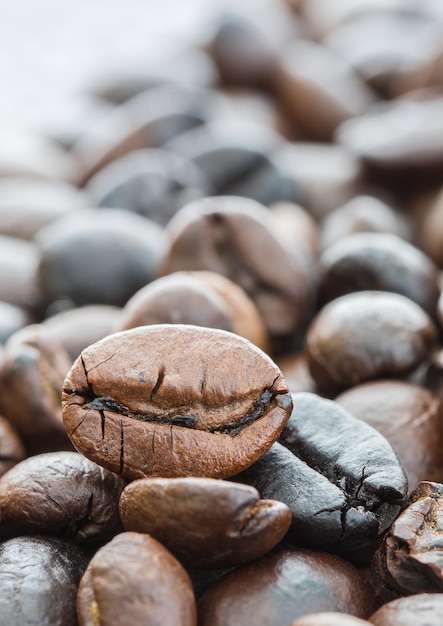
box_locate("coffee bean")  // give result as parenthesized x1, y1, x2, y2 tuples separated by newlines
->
(237, 392, 407, 553)
(0, 451, 125, 544)
(0, 301, 30, 345)
(369, 593, 443, 626)
(62, 324, 292, 479)
(0, 414, 25, 478)
(119, 476, 291, 569)
(77, 531, 197, 626)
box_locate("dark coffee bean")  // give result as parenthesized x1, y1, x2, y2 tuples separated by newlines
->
(0, 451, 125, 544)
(318, 233, 440, 317)
(238, 392, 407, 553)
(0, 414, 25, 478)
(291, 614, 371, 626)
(62, 324, 292, 480)
(197, 545, 376, 625)
(116, 271, 270, 352)
(369, 593, 443, 626)
(119, 476, 291, 569)
(306, 291, 437, 394)
(0, 535, 89, 626)
(336, 381, 443, 491)
(372, 481, 443, 596)
(77, 531, 197, 626)
(158, 196, 313, 352)
(35, 209, 165, 312)
(0, 324, 72, 454)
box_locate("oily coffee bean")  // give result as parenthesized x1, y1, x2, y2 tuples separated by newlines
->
(0, 324, 72, 454)
(306, 291, 437, 394)
(116, 270, 270, 352)
(318, 232, 440, 317)
(119, 476, 291, 569)
(158, 196, 313, 352)
(238, 392, 407, 553)
(35, 208, 165, 312)
(62, 324, 292, 480)
(372, 481, 443, 596)
(197, 545, 376, 625)
(77, 531, 197, 626)
(369, 593, 443, 626)
(336, 381, 443, 491)
(0, 535, 89, 626)
(0, 414, 25, 478)
(291, 614, 371, 626)
(0, 451, 125, 544)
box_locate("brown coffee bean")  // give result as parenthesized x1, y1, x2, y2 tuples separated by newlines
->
(77, 531, 197, 626)
(369, 593, 443, 626)
(291, 614, 371, 626)
(306, 291, 437, 394)
(116, 271, 270, 352)
(119, 476, 291, 569)
(336, 381, 443, 491)
(269, 201, 321, 260)
(0, 414, 25, 478)
(62, 324, 292, 480)
(198, 545, 376, 625)
(0, 451, 125, 544)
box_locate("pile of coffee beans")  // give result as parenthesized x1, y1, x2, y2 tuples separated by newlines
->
(3, 0, 443, 623)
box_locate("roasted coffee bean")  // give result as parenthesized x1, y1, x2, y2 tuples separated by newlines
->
(158, 196, 313, 352)
(238, 392, 407, 553)
(269, 201, 320, 261)
(0, 324, 72, 454)
(291, 614, 371, 626)
(116, 271, 270, 352)
(0, 535, 89, 626)
(336, 381, 443, 491)
(77, 531, 197, 626)
(119, 476, 291, 569)
(369, 593, 443, 626)
(197, 545, 376, 625)
(372, 481, 443, 596)
(306, 291, 437, 394)
(35, 208, 165, 313)
(0, 451, 125, 544)
(62, 324, 292, 480)
(0, 414, 25, 478)
(318, 233, 440, 317)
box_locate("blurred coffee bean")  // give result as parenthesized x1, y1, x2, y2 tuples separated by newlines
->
(0, 301, 31, 344)
(336, 381, 443, 491)
(420, 187, 443, 268)
(119, 476, 291, 569)
(159, 196, 314, 352)
(0, 451, 125, 544)
(324, 12, 443, 98)
(198, 545, 376, 625)
(77, 531, 197, 626)
(73, 83, 214, 183)
(238, 393, 407, 553)
(321, 195, 411, 250)
(318, 233, 440, 317)
(306, 291, 437, 394)
(35, 209, 165, 313)
(337, 97, 443, 188)
(369, 593, 443, 625)
(274, 39, 375, 141)
(0, 535, 89, 626)
(86, 148, 210, 226)
(116, 271, 269, 352)
(269, 201, 320, 260)
(0, 178, 90, 240)
(0, 324, 72, 454)
(0, 415, 25, 478)
(43, 304, 121, 362)
(291, 615, 371, 626)
(0, 235, 39, 311)
(274, 141, 363, 220)
(62, 324, 292, 480)
(275, 351, 318, 394)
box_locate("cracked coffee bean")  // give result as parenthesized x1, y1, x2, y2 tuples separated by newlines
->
(237, 392, 407, 553)
(77, 531, 197, 626)
(116, 270, 270, 352)
(119, 476, 291, 569)
(62, 324, 292, 480)
(0, 535, 89, 626)
(0, 451, 125, 544)
(372, 481, 443, 597)
(369, 593, 443, 626)
(197, 545, 376, 625)
(306, 291, 437, 394)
